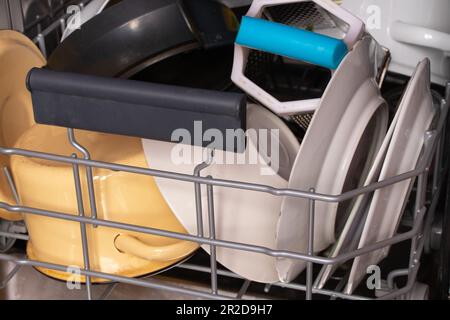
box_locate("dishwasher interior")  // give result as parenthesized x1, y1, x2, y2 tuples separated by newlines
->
(0, 0, 450, 301)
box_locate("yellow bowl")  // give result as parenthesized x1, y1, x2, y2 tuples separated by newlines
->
(14, 125, 198, 282)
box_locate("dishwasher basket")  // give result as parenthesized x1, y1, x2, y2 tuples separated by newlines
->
(0, 69, 449, 300)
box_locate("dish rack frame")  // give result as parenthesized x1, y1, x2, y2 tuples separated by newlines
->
(1, 4, 450, 300)
(0, 82, 448, 300)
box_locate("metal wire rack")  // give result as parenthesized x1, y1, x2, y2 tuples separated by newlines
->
(0, 82, 448, 300)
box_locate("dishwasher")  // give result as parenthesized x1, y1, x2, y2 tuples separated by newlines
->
(0, 0, 449, 301)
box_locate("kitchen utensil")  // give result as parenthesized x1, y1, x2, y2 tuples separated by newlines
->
(236, 16, 348, 69)
(231, 0, 365, 115)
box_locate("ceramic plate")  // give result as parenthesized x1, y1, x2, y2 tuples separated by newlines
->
(276, 36, 388, 283)
(142, 104, 300, 283)
(314, 84, 405, 290)
(344, 59, 436, 294)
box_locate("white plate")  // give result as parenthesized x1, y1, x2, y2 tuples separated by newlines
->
(142, 104, 299, 283)
(61, 0, 110, 41)
(276, 36, 388, 283)
(344, 59, 436, 294)
(314, 81, 405, 290)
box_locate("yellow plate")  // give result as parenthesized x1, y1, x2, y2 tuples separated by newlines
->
(0, 30, 46, 221)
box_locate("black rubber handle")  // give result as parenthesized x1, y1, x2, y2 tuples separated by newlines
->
(27, 68, 247, 152)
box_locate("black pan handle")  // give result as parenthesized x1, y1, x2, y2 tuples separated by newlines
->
(27, 68, 246, 152)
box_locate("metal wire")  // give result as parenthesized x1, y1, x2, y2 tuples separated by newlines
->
(207, 177, 218, 295)
(306, 188, 316, 300)
(68, 129, 98, 227)
(72, 153, 92, 300)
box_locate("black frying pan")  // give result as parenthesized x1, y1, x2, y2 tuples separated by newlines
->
(47, 0, 239, 90)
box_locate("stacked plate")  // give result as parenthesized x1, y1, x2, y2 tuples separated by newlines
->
(144, 0, 437, 287)
(145, 32, 390, 283)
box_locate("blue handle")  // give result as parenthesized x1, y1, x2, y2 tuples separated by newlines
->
(236, 16, 348, 70)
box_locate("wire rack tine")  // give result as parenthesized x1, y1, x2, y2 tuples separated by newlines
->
(0, 193, 427, 266)
(3, 167, 20, 204)
(207, 175, 218, 295)
(98, 283, 118, 301)
(68, 128, 98, 227)
(0, 265, 21, 290)
(0, 232, 28, 241)
(193, 149, 215, 237)
(306, 188, 315, 300)
(72, 153, 92, 300)
(236, 280, 252, 299)
(0, 253, 234, 300)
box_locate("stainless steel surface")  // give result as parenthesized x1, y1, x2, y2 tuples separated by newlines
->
(217, 0, 252, 7)
(0, 0, 11, 30)
(0, 0, 24, 31)
(0, 257, 211, 300)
